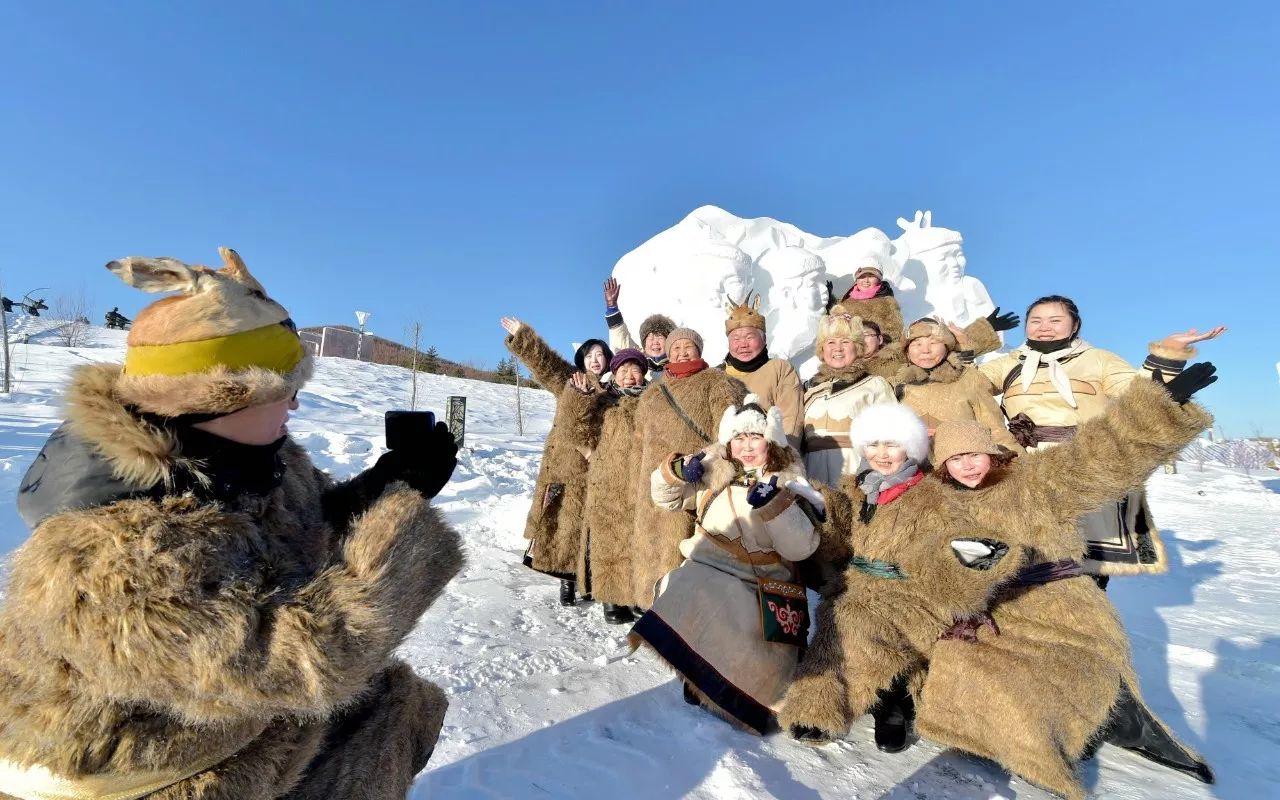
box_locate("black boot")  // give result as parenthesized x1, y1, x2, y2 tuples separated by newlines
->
(872, 680, 914, 754)
(602, 603, 635, 625)
(1101, 682, 1214, 783)
(558, 579, 576, 607)
(682, 681, 701, 706)
(790, 725, 836, 745)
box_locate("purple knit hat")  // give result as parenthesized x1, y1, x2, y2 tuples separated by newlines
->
(609, 348, 647, 373)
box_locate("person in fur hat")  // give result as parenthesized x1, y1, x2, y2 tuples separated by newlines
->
(501, 316, 610, 606)
(629, 395, 822, 734)
(862, 309, 1014, 382)
(603, 277, 675, 379)
(838, 261, 905, 348)
(558, 348, 650, 624)
(974, 295, 1226, 583)
(801, 305, 898, 487)
(895, 317, 1024, 455)
(0, 248, 463, 800)
(629, 327, 746, 609)
(718, 293, 804, 447)
(781, 366, 1219, 799)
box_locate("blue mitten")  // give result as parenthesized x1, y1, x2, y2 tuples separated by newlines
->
(680, 453, 706, 483)
(746, 475, 779, 508)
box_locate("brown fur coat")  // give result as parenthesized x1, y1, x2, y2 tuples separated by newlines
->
(558, 384, 646, 606)
(895, 354, 1024, 454)
(505, 324, 597, 578)
(782, 377, 1212, 800)
(629, 367, 746, 607)
(0, 364, 462, 800)
(915, 377, 1212, 799)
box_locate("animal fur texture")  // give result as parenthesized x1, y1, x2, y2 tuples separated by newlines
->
(629, 367, 746, 606)
(505, 324, 596, 578)
(894, 354, 1025, 454)
(0, 364, 463, 799)
(558, 383, 646, 606)
(721, 358, 805, 446)
(782, 377, 1212, 800)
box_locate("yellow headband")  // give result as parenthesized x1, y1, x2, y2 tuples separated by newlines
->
(124, 323, 304, 377)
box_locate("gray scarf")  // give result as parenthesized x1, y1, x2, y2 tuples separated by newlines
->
(858, 460, 922, 504)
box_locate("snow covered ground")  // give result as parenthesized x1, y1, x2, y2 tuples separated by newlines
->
(1, 328, 1277, 799)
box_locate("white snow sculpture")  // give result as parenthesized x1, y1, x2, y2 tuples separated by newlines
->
(758, 245, 828, 365)
(613, 218, 754, 364)
(890, 210, 995, 327)
(610, 206, 999, 375)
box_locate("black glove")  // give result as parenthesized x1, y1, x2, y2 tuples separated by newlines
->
(1154, 362, 1217, 404)
(986, 306, 1020, 332)
(746, 475, 780, 508)
(824, 280, 837, 312)
(387, 420, 459, 498)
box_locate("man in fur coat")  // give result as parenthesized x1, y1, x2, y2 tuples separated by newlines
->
(718, 295, 804, 449)
(629, 328, 745, 608)
(0, 249, 463, 800)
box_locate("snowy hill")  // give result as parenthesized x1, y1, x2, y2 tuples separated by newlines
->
(1, 328, 1277, 798)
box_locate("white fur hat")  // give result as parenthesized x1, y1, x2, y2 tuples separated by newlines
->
(848, 402, 930, 465)
(718, 394, 787, 447)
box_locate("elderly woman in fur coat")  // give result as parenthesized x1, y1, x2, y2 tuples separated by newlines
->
(0, 249, 463, 800)
(781, 366, 1219, 800)
(629, 328, 746, 608)
(502, 316, 612, 606)
(801, 304, 897, 487)
(556, 349, 649, 625)
(894, 316, 1024, 455)
(629, 396, 822, 734)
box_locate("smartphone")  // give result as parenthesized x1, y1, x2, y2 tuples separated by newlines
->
(385, 410, 436, 451)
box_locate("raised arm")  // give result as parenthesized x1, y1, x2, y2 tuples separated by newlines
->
(7, 487, 463, 722)
(996, 369, 1214, 525)
(558, 373, 607, 454)
(502, 317, 575, 389)
(603, 278, 640, 351)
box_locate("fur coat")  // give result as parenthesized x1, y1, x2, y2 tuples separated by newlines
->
(800, 362, 897, 487)
(894, 353, 1024, 455)
(721, 357, 804, 447)
(631, 446, 820, 734)
(840, 291, 904, 347)
(863, 316, 1004, 383)
(781, 377, 1213, 800)
(0, 364, 463, 800)
(629, 366, 746, 607)
(505, 324, 597, 579)
(557, 383, 646, 607)
(915, 376, 1213, 800)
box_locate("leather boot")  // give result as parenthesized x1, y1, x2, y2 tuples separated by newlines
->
(558, 579, 576, 607)
(1101, 681, 1214, 783)
(872, 680, 914, 754)
(602, 603, 635, 625)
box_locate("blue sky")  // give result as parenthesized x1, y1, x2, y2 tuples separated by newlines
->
(1, 2, 1276, 434)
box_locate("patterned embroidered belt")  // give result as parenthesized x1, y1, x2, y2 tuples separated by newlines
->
(846, 555, 906, 580)
(1008, 413, 1078, 448)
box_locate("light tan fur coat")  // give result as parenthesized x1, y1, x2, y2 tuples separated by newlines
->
(782, 377, 1212, 800)
(894, 354, 1024, 455)
(629, 367, 746, 607)
(505, 325, 597, 578)
(558, 384, 646, 606)
(0, 364, 463, 800)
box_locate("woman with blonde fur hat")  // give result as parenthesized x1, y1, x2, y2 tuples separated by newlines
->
(630, 395, 822, 735)
(801, 304, 898, 486)
(895, 316, 1023, 455)
(2, 248, 463, 800)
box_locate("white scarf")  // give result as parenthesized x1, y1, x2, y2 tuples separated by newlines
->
(1015, 338, 1090, 409)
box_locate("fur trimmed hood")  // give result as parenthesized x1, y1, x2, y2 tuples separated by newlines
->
(894, 351, 966, 387)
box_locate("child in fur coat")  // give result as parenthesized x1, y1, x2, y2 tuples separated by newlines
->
(629, 395, 822, 735)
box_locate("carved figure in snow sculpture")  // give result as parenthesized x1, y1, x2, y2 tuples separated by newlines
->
(760, 246, 828, 363)
(614, 221, 754, 364)
(892, 211, 995, 328)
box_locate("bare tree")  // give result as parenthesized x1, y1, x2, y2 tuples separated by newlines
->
(407, 321, 421, 411)
(52, 289, 93, 347)
(1224, 440, 1270, 475)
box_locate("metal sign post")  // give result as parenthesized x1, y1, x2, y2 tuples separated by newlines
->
(446, 396, 467, 448)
